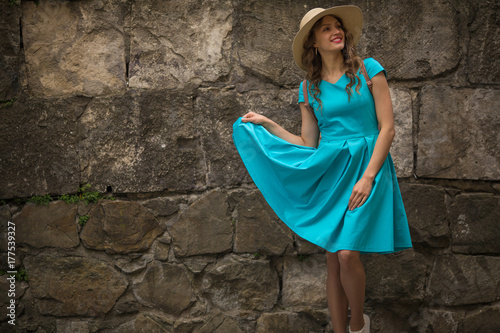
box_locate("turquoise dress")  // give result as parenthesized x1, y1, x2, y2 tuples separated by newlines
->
(232, 58, 412, 254)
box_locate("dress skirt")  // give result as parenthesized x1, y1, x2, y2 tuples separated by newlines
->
(232, 118, 413, 254)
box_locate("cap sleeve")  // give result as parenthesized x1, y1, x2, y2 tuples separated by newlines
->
(298, 80, 305, 104)
(363, 58, 387, 79)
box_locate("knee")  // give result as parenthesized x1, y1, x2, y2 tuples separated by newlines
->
(326, 251, 341, 274)
(337, 250, 360, 271)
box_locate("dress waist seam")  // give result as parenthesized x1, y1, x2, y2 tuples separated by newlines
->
(321, 131, 379, 142)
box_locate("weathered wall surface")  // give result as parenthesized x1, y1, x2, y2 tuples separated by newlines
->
(0, 0, 499, 332)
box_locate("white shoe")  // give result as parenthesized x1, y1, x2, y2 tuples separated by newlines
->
(349, 314, 370, 333)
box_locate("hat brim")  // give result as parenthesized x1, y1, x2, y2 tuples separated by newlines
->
(292, 6, 363, 71)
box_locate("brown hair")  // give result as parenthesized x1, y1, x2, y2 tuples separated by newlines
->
(301, 15, 364, 110)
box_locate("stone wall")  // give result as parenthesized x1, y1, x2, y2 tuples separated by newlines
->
(0, 0, 499, 332)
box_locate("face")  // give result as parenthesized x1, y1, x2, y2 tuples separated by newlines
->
(313, 16, 345, 55)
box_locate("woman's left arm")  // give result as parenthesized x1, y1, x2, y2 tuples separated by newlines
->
(348, 72, 395, 210)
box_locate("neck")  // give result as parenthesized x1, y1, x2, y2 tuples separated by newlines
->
(320, 51, 345, 77)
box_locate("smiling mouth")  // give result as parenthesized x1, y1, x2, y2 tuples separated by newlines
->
(331, 37, 342, 43)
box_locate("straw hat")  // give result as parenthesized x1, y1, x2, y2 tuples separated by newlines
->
(292, 6, 363, 71)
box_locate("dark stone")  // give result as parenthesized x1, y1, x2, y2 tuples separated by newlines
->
(256, 311, 325, 333)
(362, 249, 427, 304)
(360, 0, 460, 79)
(133, 262, 194, 315)
(0, 1, 21, 100)
(426, 255, 500, 306)
(81, 200, 163, 254)
(23, 255, 128, 316)
(0, 96, 84, 198)
(15, 201, 79, 249)
(417, 86, 500, 179)
(463, 307, 500, 333)
(234, 190, 293, 255)
(465, 1, 500, 84)
(194, 88, 249, 187)
(201, 254, 279, 311)
(78, 90, 206, 193)
(282, 254, 327, 307)
(194, 313, 243, 333)
(399, 183, 449, 247)
(169, 190, 233, 257)
(233, 0, 304, 85)
(450, 193, 500, 254)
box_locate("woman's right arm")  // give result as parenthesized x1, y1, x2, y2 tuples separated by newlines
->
(241, 105, 319, 148)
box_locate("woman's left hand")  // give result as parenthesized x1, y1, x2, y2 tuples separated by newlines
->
(348, 177, 373, 210)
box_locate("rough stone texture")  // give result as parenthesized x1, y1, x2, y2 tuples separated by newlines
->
(414, 309, 463, 333)
(465, 1, 500, 84)
(142, 197, 180, 217)
(450, 193, 500, 254)
(128, 0, 233, 89)
(295, 235, 324, 255)
(463, 307, 500, 333)
(81, 200, 163, 254)
(21, 0, 126, 97)
(194, 88, 248, 187)
(23, 255, 128, 316)
(78, 90, 205, 193)
(234, 0, 303, 86)
(361, 0, 460, 80)
(234, 190, 293, 255)
(0, 96, 85, 198)
(390, 87, 413, 177)
(1, 1, 499, 332)
(169, 190, 232, 257)
(0, 1, 21, 100)
(426, 255, 500, 306)
(193, 313, 244, 333)
(108, 312, 174, 333)
(201, 254, 279, 311)
(417, 86, 500, 179)
(282, 255, 327, 307)
(363, 249, 427, 304)
(56, 320, 90, 333)
(399, 183, 449, 247)
(133, 262, 194, 315)
(14, 201, 79, 248)
(256, 311, 325, 333)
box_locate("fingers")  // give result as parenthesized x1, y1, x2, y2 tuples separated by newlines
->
(348, 190, 369, 210)
(241, 111, 257, 122)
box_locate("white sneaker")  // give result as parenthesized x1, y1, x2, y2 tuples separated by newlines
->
(349, 314, 370, 333)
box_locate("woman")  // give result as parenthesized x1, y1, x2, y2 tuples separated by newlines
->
(232, 5, 412, 333)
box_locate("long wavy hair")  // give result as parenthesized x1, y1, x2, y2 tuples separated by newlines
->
(301, 15, 364, 109)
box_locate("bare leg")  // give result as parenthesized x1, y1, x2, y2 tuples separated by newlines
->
(338, 250, 366, 331)
(326, 251, 348, 333)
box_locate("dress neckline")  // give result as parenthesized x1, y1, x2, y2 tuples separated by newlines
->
(322, 73, 346, 85)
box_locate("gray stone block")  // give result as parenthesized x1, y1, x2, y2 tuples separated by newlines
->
(426, 254, 500, 306)
(417, 86, 500, 179)
(399, 183, 449, 247)
(169, 190, 233, 257)
(360, 0, 460, 80)
(234, 190, 293, 256)
(23, 255, 128, 316)
(201, 254, 279, 311)
(81, 200, 163, 254)
(450, 193, 500, 254)
(15, 201, 79, 249)
(21, 0, 127, 97)
(128, 0, 233, 89)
